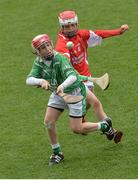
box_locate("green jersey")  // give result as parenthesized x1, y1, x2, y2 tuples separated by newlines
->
(28, 52, 85, 93)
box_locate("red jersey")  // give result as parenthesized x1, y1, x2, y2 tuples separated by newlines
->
(55, 29, 122, 77)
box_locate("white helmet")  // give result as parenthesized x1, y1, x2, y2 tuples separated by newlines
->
(58, 10, 78, 26)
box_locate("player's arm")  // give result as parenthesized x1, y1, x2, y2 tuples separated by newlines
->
(26, 76, 50, 89)
(57, 75, 77, 94)
(94, 24, 129, 39)
(26, 60, 50, 90)
(26, 76, 44, 86)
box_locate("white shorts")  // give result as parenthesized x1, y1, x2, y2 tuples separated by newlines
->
(48, 88, 86, 117)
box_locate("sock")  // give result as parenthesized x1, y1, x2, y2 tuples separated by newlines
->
(99, 122, 109, 132)
(51, 143, 61, 155)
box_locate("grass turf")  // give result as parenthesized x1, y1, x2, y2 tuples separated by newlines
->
(0, 0, 138, 178)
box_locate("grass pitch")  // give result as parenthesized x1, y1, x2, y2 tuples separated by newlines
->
(0, 0, 138, 179)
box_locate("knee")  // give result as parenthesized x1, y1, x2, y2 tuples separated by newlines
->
(44, 120, 52, 129)
(44, 117, 50, 125)
(87, 90, 101, 108)
(44, 118, 55, 130)
(71, 126, 82, 134)
(93, 99, 101, 108)
(88, 96, 101, 108)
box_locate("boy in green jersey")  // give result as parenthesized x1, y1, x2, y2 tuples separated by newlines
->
(26, 34, 114, 166)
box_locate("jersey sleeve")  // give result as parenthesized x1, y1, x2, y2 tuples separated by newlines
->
(87, 30, 102, 47)
(79, 75, 88, 81)
(80, 29, 102, 48)
(27, 58, 43, 78)
(94, 29, 122, 39)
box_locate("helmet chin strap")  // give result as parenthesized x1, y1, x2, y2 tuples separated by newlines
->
(63, 31, 77, 38)
(37, 48, 54, 61)
(42, 54, 54, 61)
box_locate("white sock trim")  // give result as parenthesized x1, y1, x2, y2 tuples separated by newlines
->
(97, 122, 101, 130)
(51, 143, 60, 149)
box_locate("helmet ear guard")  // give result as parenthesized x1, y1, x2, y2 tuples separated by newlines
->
(31, 44, 38, 55)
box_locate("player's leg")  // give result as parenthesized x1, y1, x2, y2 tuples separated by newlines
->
(68, 96, 112, 134)
(44, 106, 64, 166)
(86, 88, 123, 143)
(86, 88, 107, 120)
(69, 116, 112, 134)
(44, 106, 62, 146)
(82, 87, 107, 134)
(44, 93, 66, 165)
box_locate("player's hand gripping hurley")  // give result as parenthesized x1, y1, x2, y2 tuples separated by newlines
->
(39, 73, 109, 104)
(49, 86, 83, 104)
(39, 80, 83, 104)
(49, 72, 109, 104)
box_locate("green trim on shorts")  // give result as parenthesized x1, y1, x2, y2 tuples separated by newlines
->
(80, 83, 86, 116)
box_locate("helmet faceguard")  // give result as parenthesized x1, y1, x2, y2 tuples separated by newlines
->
(31, 34, 54, 60)
(58, 10, 78, 37)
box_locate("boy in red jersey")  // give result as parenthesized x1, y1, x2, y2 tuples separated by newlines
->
(55, 10, 129, 142)
(56, 10, 128, 78)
